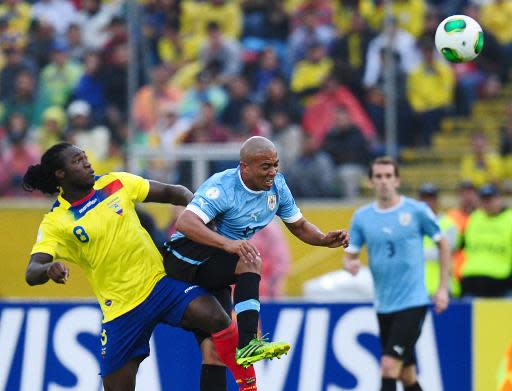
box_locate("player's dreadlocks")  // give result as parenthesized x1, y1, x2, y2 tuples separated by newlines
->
(22, 142, 73, 195)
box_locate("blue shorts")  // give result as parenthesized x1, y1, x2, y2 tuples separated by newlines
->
(100, 276, 206, 376)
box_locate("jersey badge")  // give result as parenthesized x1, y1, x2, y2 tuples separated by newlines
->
(267, 194, 277, 211)
(398, 212, 412, 226)
(205, 187, 220, 199)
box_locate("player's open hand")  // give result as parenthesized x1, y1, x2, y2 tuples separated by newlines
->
(433, 287, 449, 313)
(46, 262, 69, 284)
(321, 230, 350, 248)
(224, 240, 261, 263)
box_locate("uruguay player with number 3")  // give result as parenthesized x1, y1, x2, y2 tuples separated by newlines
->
(343, 157, 451, 391)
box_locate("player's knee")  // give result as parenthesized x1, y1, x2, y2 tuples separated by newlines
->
(210, 309, 231, 333)
(235, 257, 261, 275)
(381, 355, 402, 378)
(399, 366, 417, 385)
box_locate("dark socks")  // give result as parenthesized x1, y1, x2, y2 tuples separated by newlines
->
(404, 382, 423, 391)
(234, 273, 261, 348)
(200, 364, 226, 391)
(381, 377, 397, 391)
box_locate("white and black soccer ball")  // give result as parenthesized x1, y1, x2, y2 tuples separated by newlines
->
(435, 15, 484, 63)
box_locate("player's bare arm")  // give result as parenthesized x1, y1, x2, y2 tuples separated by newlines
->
(26, 252, 69, 285)
(343, 252, 361, 276)
(176, 210, 260, 261)
(144, 180, 193, 205)
(285, 217, 350, 248)
(433, 237, 451, 313)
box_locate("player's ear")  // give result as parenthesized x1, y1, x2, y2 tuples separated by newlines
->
(55, 168, 66, 180)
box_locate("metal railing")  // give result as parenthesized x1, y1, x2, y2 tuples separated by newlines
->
(128, 142, 243, 189)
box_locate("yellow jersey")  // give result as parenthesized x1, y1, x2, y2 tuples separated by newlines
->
(31, 172, 166, 322)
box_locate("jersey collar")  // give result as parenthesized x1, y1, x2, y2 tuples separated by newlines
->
(237, 167, 264, 194)
(373, 196, 404, 213)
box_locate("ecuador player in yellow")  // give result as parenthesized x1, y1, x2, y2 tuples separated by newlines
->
(22, 143, 235, 391)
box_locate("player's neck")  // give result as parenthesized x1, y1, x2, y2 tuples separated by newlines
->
(61, 186, 94, 204)
(377, 194, 401, 209)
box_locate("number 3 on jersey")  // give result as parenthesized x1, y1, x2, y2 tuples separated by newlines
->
(385, 240, 395, 257)
(73, 226, 90, 243)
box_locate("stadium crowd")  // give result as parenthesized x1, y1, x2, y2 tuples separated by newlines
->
(1, 0, 512, 198)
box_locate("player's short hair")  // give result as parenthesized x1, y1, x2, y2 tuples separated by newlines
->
(368, 156, 399, 178)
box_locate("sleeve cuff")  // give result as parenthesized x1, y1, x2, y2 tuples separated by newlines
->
(186, 205, 212, 224)
(432, 233, 442, 242)
(281, 211, 302, 224)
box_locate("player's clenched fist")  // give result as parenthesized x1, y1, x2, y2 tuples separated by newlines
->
(46, 262, 69, 284)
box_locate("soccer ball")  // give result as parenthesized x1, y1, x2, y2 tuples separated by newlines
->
(435, 15, 484, 63)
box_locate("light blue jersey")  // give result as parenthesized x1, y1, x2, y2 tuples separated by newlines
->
(346, 197, 441, 313)
(172, 167, 302, 240)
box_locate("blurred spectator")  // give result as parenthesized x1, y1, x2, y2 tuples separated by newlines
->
(0, 0, 31, 40)
(446, 180, 479, 293)
(363, 18, 419, 89)
(101, 16, 128, 66)
(1, 70, 36, 126)
(291, 42, 333, 101)
(460, 184, 512, 298)
(321, 106, 371, 198)
(31, 0, 78, 37)
(182, 101, 230, 144)
(330, 11, 375, 99)
(0, 43, 34, 101)
(262, 76, 301, 123)
(157, 23, 191, 69)
(287, 6, 335, 67)
(132, 64, 183, 132)
(460, 132, 504, 187)
(3, 113, 40, 195)
(285, 135, 338, 198)
(156, 103, 192, 148)
(65, 23, 86, 63)
(235, 103, 271, 141)
(199, 21, 242, 85)
(178, 70, 228, 120)
(243, 47, 284, 102)
(72, 51, 106, 121)
(480, 0, 512, 68)
(65, 100, 110, 162)
(25, 19, 54, 69)
(75, 0, 123, 50)
(0, 148, 9, 196)
(363, 0, 426, 38)
(269, 110, 303, 173)
(407, 36, 455, 146)
(103, 44, 128, 118)
(36, 106, 67, 151)
(34, 40, 83, 124)
(291, 0, 334, 31)
(249, 219, 292, 299)
(181, 0, 242, 39)
(418, 182, 459, 297)
(302, 74, 376, 146)
(220, 76, 252, 129)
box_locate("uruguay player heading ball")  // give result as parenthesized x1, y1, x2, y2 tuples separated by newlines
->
(164, 136, 350, 390)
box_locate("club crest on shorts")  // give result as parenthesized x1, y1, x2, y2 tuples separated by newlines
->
(267, 194, 277, 211)
(398, 212, 412, 226)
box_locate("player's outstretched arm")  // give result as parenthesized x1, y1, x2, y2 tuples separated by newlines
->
(26, 253, 69, 285)
(433, 237, 451, 313)
(284, 217, 349, 248)
(144, 180, 194, 206)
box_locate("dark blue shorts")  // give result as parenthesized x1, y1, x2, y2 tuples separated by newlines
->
(100, 276, 206, 376)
